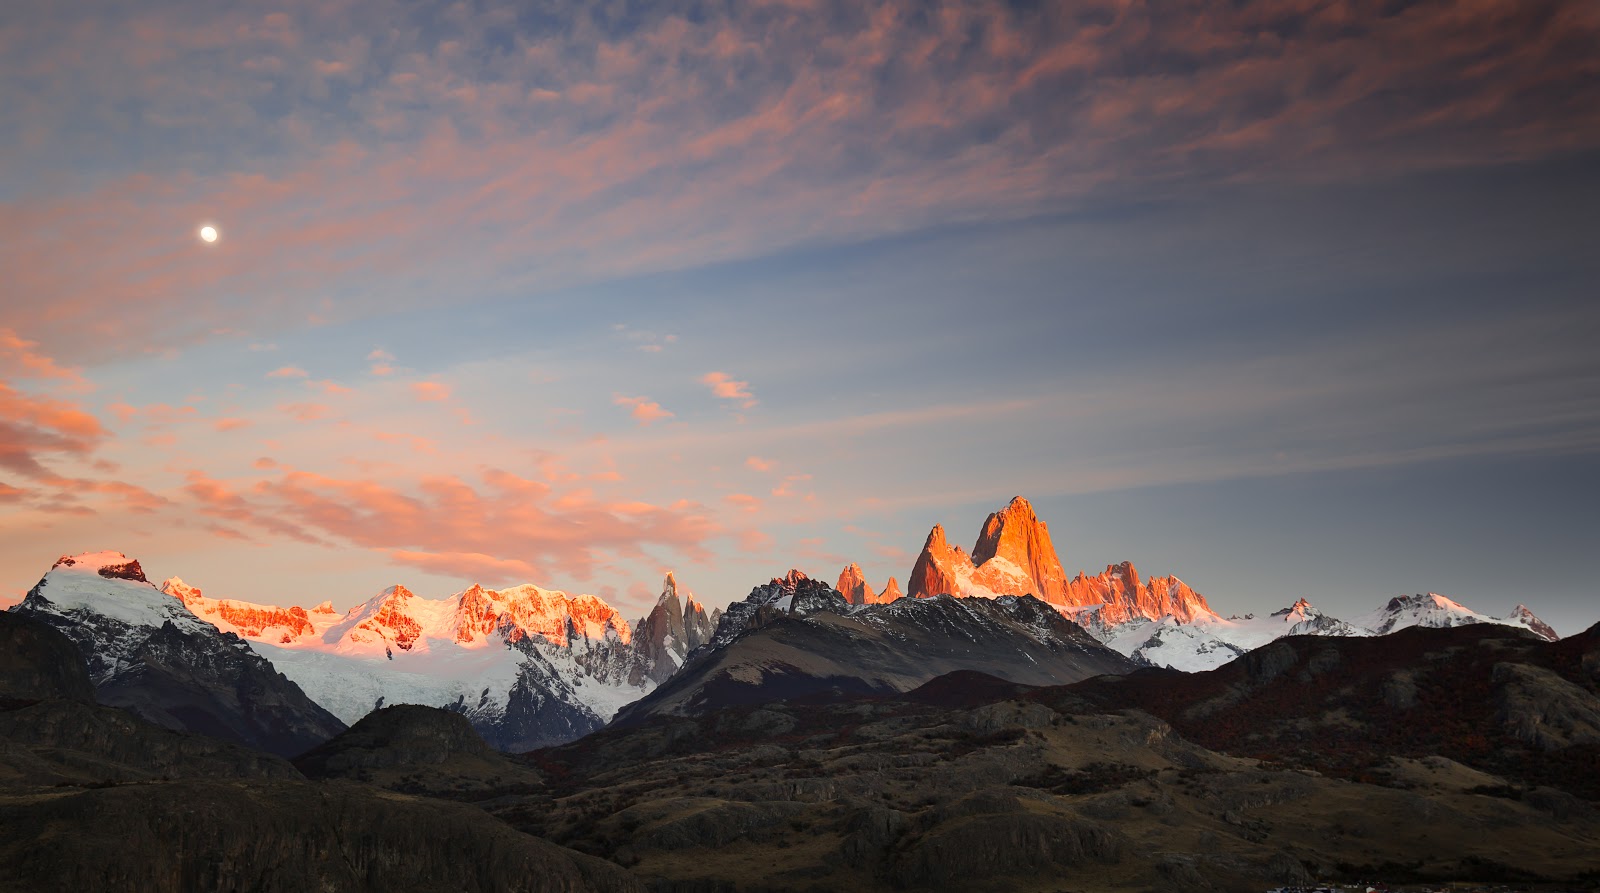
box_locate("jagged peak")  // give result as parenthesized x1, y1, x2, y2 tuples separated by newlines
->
(1271, 597, 1316, 617)
(923, 524, 949, 550)
(311, 601, 337, 614)
(773, 568, 809, 590)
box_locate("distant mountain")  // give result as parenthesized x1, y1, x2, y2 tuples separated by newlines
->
(612, 570, 1134, 724)
(1353, 592, 1559, 641)
(630, 573, 713, 686)
(167, 572, 705, 750)
(905, 497, 1215, 624)
(9, 552, 345, 756)
(899, 497, 1562, 673)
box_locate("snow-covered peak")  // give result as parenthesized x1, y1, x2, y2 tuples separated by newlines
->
(1500, 604, 1560, 642)
(25, 552, 207, 635)
(51, 550, 149, 583)
(1354, 592, 1500, 637)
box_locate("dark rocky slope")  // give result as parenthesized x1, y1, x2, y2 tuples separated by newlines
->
(1053, 620, 1600, 797)
(614, 572, 1133, 725)
(510, 673, 1600, 891)
(297, 703, 546, 796)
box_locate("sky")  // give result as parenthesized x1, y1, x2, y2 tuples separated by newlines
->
(2, 0, 1597, 634)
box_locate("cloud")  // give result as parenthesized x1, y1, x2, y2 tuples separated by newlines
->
(614, 394, 673, 425)
(368, 349, 396, 376)
(744, 456, 777, 473)
(723, 492, 762, 513)
(7, 0, 1596, 363)
(0, 328, 88, 390)
(266, 366, 310, 379)
(771, 473, 813, 499)
(243, 466, 718, 583)
(736, 528, 774, 553)
(278, 402, 332, 422)
(613, 325, 678, 353)
(701, 372, 757, 409)
(214, 417, 252, 432)
(307, 379, 352, 395)
(0, 382, 107, 479)
(410, 381, 451, 402)
(385, 549, 539, 584)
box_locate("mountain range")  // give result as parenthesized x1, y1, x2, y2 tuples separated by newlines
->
(2, 496, 1566, 753)
(895, 496, 1558, 671)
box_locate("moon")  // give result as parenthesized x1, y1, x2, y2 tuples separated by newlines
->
(199, 225, 219, 243)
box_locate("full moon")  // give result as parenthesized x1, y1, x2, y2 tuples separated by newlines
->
(199, 225, 218, 243)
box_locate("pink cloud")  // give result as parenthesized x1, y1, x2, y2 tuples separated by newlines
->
(385, 549, 539, 584)
(701, 371, 757, 409)
(368, 349, 396, 376)
(745, 455, 777, 472)
(308, 379, 352, 395)
(0, 381, 107, 479)
(266, 366, 309, 379)
(723, 492, 762, 513)
(0, 328, 88, 390)
(614, 394, 673, 425)
(736, 528, 774, 553)
(771, 473, 813, 499)
(236, 466, 719, 583)
(278, 402, 332, 422)
(182, 469, 322, 545)
(411, 381, 451, 402)
(214, 417, 252, 432)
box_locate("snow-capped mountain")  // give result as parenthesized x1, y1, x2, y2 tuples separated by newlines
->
(166, 572, 704, 750)
(898, 497, 1562, 672)
(1353, 593, 1560, 642)
(9, 552, 345, 755)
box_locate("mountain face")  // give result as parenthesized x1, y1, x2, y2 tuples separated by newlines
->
(612, 570, 1134, 724)
(1063, 561, 1216, 625)
(9, 552, 345, 756)
(630, 573, 713, 686)
(906, 498, 1214, 626)
(835, 563, 901, 606)
(167, 573, 686, 751)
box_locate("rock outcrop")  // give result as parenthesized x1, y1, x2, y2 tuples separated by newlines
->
(836, 563, 876, 605)
(1064, 561, 1215, 625)
(835, 563, 902, 605)
(632, 573, 714, 686)
(906, 498, 1213, 625)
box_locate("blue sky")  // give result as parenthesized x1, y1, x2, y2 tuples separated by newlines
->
(1, 0, 1596, 633)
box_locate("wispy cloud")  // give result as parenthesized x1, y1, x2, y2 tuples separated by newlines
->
(410, 381, 451, 402)
(701, 372, 757, 409)
(614, 394, 673, 426)
(6, 1, 1596, 361)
